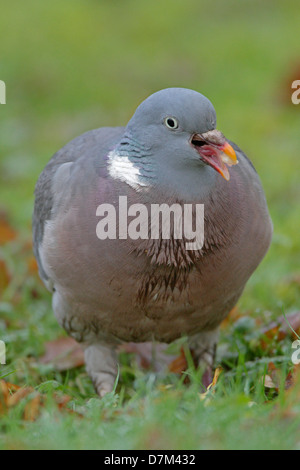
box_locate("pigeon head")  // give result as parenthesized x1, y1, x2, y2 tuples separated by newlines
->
(110, 88, 238, 199)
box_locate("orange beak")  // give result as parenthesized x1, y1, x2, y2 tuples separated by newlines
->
(220, 142, 238, 165)
(191, 131, 238, 181)
(217, 142, 238, 181)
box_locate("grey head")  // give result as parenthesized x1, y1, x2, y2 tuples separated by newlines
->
(109, 88, 238, 200)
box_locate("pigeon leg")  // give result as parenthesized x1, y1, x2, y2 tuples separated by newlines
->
(188, 328, 219, 389)
(52, 291, 119, 397)
(84, 343, 118, 397)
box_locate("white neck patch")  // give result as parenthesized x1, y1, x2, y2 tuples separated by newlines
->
(107, 149, 150, 191)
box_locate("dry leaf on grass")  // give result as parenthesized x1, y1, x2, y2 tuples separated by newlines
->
(0, 379, 74, 421)
(263, 362, 280, 390)
(40, 336, 85, 371)
(220, 306, 243, 329)
(41, 337, 178, 373)
(0, 258, 10, 294)
(260, 311, 300, 349)
(0, 212, 16, 245)
(199, 367, 223, 401)
(168, 346, 197, 384)
(168, 347, 189, 374)
(0, 380, 41, 421)
(23, 393, 42, 421)
(262, 362, 299, 394)
(263, 374, 276, 389)
(27, 256, 38, 275)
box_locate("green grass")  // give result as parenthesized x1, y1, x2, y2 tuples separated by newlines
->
(0, 0, 300, 450)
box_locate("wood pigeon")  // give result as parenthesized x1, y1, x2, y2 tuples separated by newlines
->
(33, 88, 272, 396)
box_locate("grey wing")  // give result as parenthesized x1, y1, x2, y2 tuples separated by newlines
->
(32, 126, 124, 287)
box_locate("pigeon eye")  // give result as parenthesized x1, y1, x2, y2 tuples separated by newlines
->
(164, 117, 179, 130)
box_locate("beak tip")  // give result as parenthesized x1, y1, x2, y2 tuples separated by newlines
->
(222, 142, 238, 164)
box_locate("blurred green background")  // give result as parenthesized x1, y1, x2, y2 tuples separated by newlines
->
(0, 0, 299, 311)
(0, 0, 300, 449)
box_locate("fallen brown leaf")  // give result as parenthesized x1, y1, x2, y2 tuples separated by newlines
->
(0, 258, 10, 294)
(263, 362, 279, 390)
(41, 337, 179, 374)
(220, 306, 242, 330)
(268, 365, 300, 419)
(27, 256, 38, 275)
(0, 212, 16, 245)
(24, 393, 43, 422)
(210, 366, 223, 388)
(263, 374, 276, 389)
(260, 312, 300, 349)
(54, 393, 72, 410)
(168, 347, 198, 385)
(6, 386, 34, 407)
(284, 370, 295, 391)
(263, 362, 299, 395)
(40, 336, 85, 371)
(0, 380, 41, 421)
(0, 380, 10, 413)
(0, 379, 74, 421)
(199, 367, 223, 400)
(168, 347, 189, 374)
